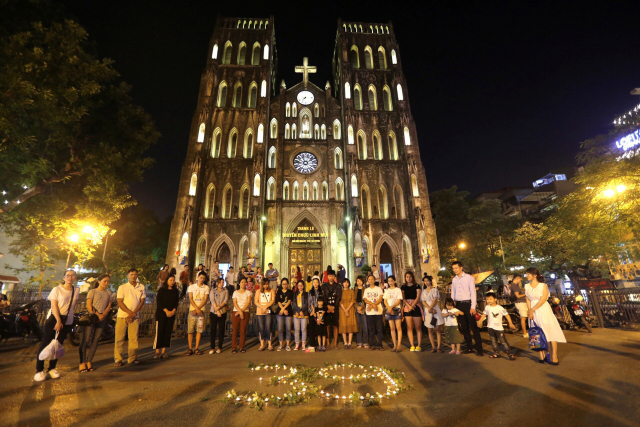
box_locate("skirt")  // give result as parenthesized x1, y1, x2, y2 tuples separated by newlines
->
(444, 325, 464, 344)
(154, 316, 175, 349)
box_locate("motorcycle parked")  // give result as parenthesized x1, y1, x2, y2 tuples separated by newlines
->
(564, 294, 593, 333)
(0, 300, 43, 343)
(548, 296, 568, 329)
(67, 305, 117, 346)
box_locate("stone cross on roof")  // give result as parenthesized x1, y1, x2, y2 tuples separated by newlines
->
(295, 57, 316, 88)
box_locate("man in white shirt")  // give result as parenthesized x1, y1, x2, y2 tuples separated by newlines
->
(265, 263, 279, 292)
(185, 271, 210, 355)
(115, 268, 146, 366)
(451, 261, 483, 356)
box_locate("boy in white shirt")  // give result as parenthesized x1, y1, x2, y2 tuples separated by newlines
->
(185, 271, 210, 355)
(477, 292, 516, 360)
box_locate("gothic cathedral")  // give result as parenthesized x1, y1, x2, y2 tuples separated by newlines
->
(166, 17, 440, 283)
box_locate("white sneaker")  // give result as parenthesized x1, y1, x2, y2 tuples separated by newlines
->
(523, 333, 529, 338)
(209, 349, 215, 354)
(48, 369, 61, 379)
(34, 372, 47, 382)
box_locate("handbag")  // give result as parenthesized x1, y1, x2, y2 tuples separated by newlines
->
(430, 314, 438, 327)
(38, 331, 65, 360)
(77, 312, 99, 326)
(528, 320, 548, 352)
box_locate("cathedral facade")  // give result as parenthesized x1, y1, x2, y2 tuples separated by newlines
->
(166, 16, 440, 283)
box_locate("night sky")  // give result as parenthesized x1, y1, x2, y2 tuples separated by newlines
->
(58, 0, 640, 219)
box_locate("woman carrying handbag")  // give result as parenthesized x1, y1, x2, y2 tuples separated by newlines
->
(79, 274, 113, 372)
(34, 269, 79, 382)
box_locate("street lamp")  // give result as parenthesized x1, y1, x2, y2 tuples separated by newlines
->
(458, 242, 467, 249)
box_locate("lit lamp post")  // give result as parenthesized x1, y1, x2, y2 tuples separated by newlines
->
(458, 242, 467, 250)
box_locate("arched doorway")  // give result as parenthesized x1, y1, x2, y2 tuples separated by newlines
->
(288, 218, 323, 281)
(379, 242, 394, 282)
(216, 242, 231, 278)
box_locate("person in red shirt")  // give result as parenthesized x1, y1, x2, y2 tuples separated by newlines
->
(179, 265, 190, 299)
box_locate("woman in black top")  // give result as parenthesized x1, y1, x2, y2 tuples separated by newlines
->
(276, 280, 294, 351)
(154, 274, 180, 358)
(354, 276, 369, 348)
(307, 278, 322, 349)
(401, 271, 423, 351)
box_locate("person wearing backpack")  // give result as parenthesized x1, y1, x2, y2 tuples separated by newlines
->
(525, 267, 566, 365)
(34, 269, 80, 381)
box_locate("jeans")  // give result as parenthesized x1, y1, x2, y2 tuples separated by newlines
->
(488, 328, 512, 355)
(79, 316, 108, 363)
(209, 312, 227, 349)
(257, 315, 272, 341)
(293, 317, 308, 344)
(277, 315, 293, 342)
(355, 311, 369, 345)
(455, 301, 483, 354)
(36, 316, 72, 373)
(115, 317, 139, 363)
(366, 315, 384, 348)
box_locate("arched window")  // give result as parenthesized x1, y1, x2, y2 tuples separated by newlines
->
(189, 173, 197, 196)
(314, 124, 319, 139)
(237, 42, 246, 65)
(373, 131, 382, 160)
(322, 181, 328, 200)
(335, 178, 344, 201)
(364, 46, 374, 69)
(252, 125, 261, 145)
(243, 129, 253, 158)
(222, 41, 232, 64)
(383, 86, 393, 111)
(350, 45, 360, 68)
(393, 186, 405, 219)
(285, 123, 290, 139)
(270, 119, 277, 139)
(397, 83, 404, 101)
(357, 131, 367, 160)
(196, 236, 206, 266)
(344, 82, 351, 99)
(334, 147, 343, 169)
(267, 177, 275, 200)
(368, 85, 377, 111)
(239, 186, 250, 219)
(197, 123, 205, 142)
(361, 185, 371, 219)
(292, 123, 297, 139)
(293, 181, 299, 200)
(227, 128, 238, 158)
(321, 124, 326, 140)
(333, 120, 341, 139)
(303, 181, 309, 201)
(403, 235, 413, 267)
(251, 42, 261, 65)
(419, 231, 428, 259)
(391, 49, 397, 64)
(261, 80, 267, 97)
(205, 184, 215, 218)
(378, 186, 389, 219)
(217, 81, 227, 107)
(222, 185, 233, 219)
(378, 47, 387, 69)
(404, 126, 411, 145)
(212, 43, 218, 59)
(313, 181, 319, 201)
(180, 232, 189, 258)
(348, 125, 354, 144)
(351, 175, 358, 197)
(211, 127, 221, 158)
(292, 102, 297, 117)
(248, 82, 257, 108)
(233, 82, 243, 108)
(388, 131, 398, 160)
(268, 146, 276, 168)
(285, 102, 291, 117)
(411, 174, 419, 197)
(354, 84, 362, 110)
(314, 103, 319, 118)
(253, 174, 260, 196)
(283, 180, 290, 200)
(263, 44, 269, 60)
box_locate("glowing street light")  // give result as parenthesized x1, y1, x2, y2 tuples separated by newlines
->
(458, 242, 467, 250)
(83, 225, 94, 234)
(69, 234, 79, 243)
(616, 184, 626, 193)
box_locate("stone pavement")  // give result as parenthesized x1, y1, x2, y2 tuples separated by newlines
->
(1, 328, 639, 427)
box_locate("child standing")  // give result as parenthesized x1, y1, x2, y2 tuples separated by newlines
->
(312, 297, 327, 351)
(442, 297, 464, 355)
(477, 292, 516, 360)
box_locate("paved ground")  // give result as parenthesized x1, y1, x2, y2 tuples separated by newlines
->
(1, 327, 639, 427)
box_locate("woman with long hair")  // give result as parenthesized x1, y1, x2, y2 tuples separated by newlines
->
(79, 274, 112, 371)
(401, 271, 423, 351)
(421, 275, 444, 353)
(383, 275, 404, 352)
(525, 267, 566, 365)
(231, 278, 252, 353)
(354, 276, 369, 349)
(292, 280, 309, 350)
(255, 280, 275, 351)
(307, 277, 322, 347)
(209, 278, 228, 354)
(276, 279, 294, 351)
(339, 278, 358, 349)
(154, 274, 180, 358)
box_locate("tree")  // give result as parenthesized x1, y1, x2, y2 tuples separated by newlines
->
(429, 186, 469, 266)
(0, 5, 159, 291)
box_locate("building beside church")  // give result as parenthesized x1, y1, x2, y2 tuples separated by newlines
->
(166, 16, 440, 283)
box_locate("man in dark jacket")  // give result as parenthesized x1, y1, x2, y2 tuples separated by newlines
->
(322, 269, 342, 349)
(336, 264, 346, 284)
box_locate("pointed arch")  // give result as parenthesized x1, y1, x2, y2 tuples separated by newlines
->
(293, 181, 299, 201)
(368, 85, 377, 111)
(267, 176, 275, 200)
(212, 43, 218, 59)
(357, 130, 367, 160)
(354, 84, 362, 110)
(227, 128, 238, 158)
(180, 232, 189, 259)
(217, 81, 227, 107)
(388, 131, 399, 160)
(292, 102, 298, 117)
(382, 85, 393, 111)
(362, 235, 371, 266)
(253, 174, 260, 196)
(196, 236, 207, 266)
(335, 177, 344, 201)
(283, 180, 290, 200)
(238, 235, 248, 268)
(348, 125, 354, 144)
(393, 185, 405, 219)
(364, 45, 374, 69)
(292, 123, 297, 139)
(333, 120, 341, 139)
(334, 147, 343, 169)
(263, 44, 269, 60)
(210, 234, 236, 264)
(302, 181, 309, 201)
(378, 46, 387, 69)
(374, 234, 401, 262)
(350, 45, 360, 68)
(378, 185, 389, 219)
(257, 123, 264, 143)
(243, 128, 254, 158)
(314, 124, 319, 139)
(197, 123, 206, 143)
(248, 82, 258, 108)
(232, 81, 243, 108)
(251, 41, 261, 65)
(321, 124, 327, 140)
(211, 127, 222, 158)
(372, 130, 383, 160)
(237, 41, 246, 65)
(239, 184, 250, 219)
(361, 184, 371, 219)
(189, 173, 197, 196)
(205, 184, 216, 218)
(351, 175, 358, 197)
(285, 123, 291, 139)
(314, 103, 319, 118)
(403, 235, 414, 267)
(322, 181, 328, 200)
(411, 174, 419, 197)
(285, 102, 291, 117)
(391, 49, 397, 64)
(270, 118, 278, 139)
(222, 41, 232, 65)
(397, 83, 404, 101)
(344, 82, 351, 99)
(222, 184, 233, 219)
(404, 126, 411, 145)
(268, 146, 276, 168)
(313, 181, 319, 201)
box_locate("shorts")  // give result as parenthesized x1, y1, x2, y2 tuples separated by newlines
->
(404, 308, 422, 318)
(515, 302, 528, 317)
(444, 325, 464, 344)
(386, 313, 403, 321)
(188, 313, 205, 334)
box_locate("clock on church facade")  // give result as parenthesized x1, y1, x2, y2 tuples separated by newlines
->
(166, 16, 440, 285)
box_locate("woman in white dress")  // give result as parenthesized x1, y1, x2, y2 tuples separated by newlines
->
(421, 276, 444, 353)
(525, 267, 566, 365)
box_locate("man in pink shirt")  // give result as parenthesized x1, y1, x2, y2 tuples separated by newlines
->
(451, 261, 483, 356)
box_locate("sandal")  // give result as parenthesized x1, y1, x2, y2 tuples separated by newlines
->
(194, 349, 203, 355)
(508, 354, 516, 361)
(231, 349, 237, 354)
(436, 349, 443, 354)
(114, 361, 123, 367)
(88, 367, 95, 371)
(154, 354, 161, 359)
(162, 354, 169, 359)
(185, 349, 194, 356)
(79, 368, 89, 373)
(431, 349, 437, 353)
(489, 354, 500, 359)
(131, 359, 141, 364)
(240, 348, 246, 353)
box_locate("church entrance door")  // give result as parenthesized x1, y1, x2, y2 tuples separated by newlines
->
(287, 219, 323, 282)
(379, 242, 394, 283)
